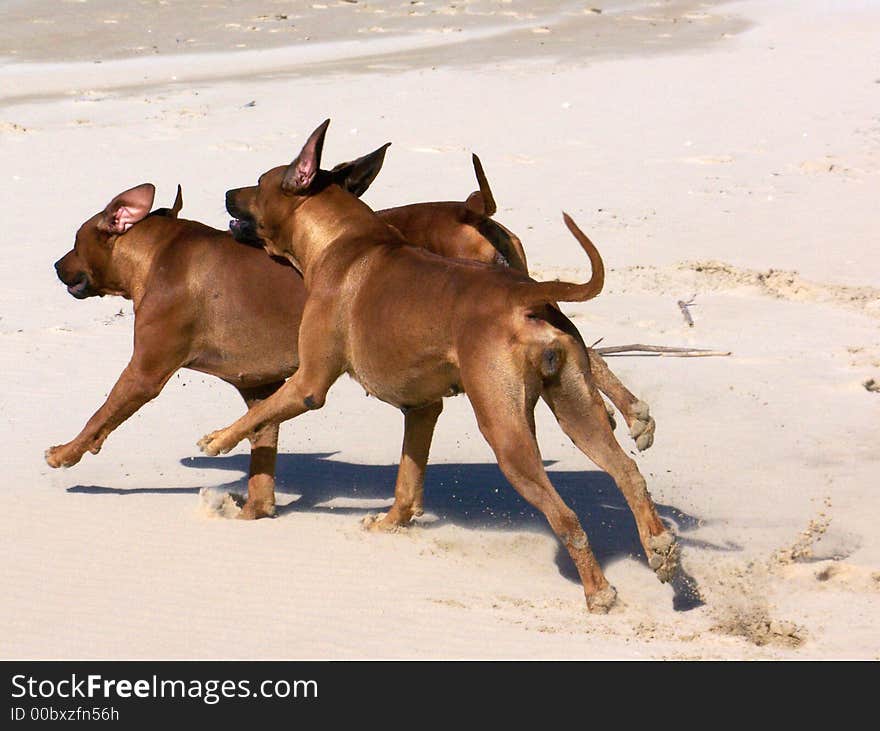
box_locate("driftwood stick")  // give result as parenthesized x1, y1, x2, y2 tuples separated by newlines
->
(595, 344, 732, 358)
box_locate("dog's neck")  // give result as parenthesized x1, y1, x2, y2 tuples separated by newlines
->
(281, 186, 395, 280)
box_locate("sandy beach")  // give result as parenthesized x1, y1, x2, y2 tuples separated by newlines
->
(1, 0, 878, 659)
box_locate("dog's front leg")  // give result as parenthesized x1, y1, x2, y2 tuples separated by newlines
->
(198, 367, 337, 457)
(45, 359, 176, 468)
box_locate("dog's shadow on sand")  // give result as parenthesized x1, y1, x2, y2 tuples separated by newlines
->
(70, 451, 741, 611)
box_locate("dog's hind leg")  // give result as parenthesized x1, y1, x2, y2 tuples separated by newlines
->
(364, 400, 443, 532)
(541, 305, 654, 451)
(543, 348, 678, 584)
(588, 350, 655, 451)
(463, 360, 616, 613)
(236, 381, 285, 520)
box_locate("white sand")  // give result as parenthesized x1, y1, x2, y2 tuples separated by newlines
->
(1, 0, 878, 659)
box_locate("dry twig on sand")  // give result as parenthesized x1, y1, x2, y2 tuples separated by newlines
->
(594, 343, 732, 358)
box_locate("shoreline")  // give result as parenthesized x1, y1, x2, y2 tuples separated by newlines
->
(0, 0, 748, 104)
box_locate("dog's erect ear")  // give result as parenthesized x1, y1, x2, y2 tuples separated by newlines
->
(464, 154, 497, 217)
(329, 142, 391, 198)
(98, 183, 156, 234)
(282, 119, 331, 194)
(169, 184, 183, 218)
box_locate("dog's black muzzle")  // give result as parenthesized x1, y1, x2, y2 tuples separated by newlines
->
(226, 191, 262, 247)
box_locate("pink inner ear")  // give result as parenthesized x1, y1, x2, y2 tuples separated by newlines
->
(283, 119, 330, 193)
(283, 158, 317, 193)
(102, 183, 155, 233)
(294, 165, 314, 188)
(114, 206, 142, 232)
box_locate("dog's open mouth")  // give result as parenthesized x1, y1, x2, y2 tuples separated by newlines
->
(229, 217, 263, 247)
(66, 273, 93, 299)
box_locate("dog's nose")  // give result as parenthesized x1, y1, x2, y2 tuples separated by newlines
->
(225, 190, 237, 213)
(54, 258, 63, 274)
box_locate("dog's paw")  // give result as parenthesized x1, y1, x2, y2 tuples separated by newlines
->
(361, 513, 401, 533)
(586, 585, 618, 614)
(237, 499, 276, 520)
(197, 429, 237, 456)
(628, 400, 655, 451)
(45, 444, 83, 468)
(647, 531, 679, 583)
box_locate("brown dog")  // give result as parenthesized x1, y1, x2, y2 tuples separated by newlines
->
(47, 184, 303, 519)
(46, 149, 653, 525)
(201, 120, 678, 611)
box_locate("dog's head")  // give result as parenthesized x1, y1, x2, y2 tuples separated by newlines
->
(226, 119, 389, 257)
(53, 183, 171, 299)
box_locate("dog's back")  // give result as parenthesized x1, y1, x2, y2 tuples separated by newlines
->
(376, 155, 528, 272)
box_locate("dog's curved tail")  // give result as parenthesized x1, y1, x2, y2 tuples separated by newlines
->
(520, 213, 604, 305)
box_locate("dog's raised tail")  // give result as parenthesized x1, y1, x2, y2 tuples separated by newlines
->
(170, 185, 183, 217)
(465, 154, 497, 217)
(521, 213, 604, 305)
